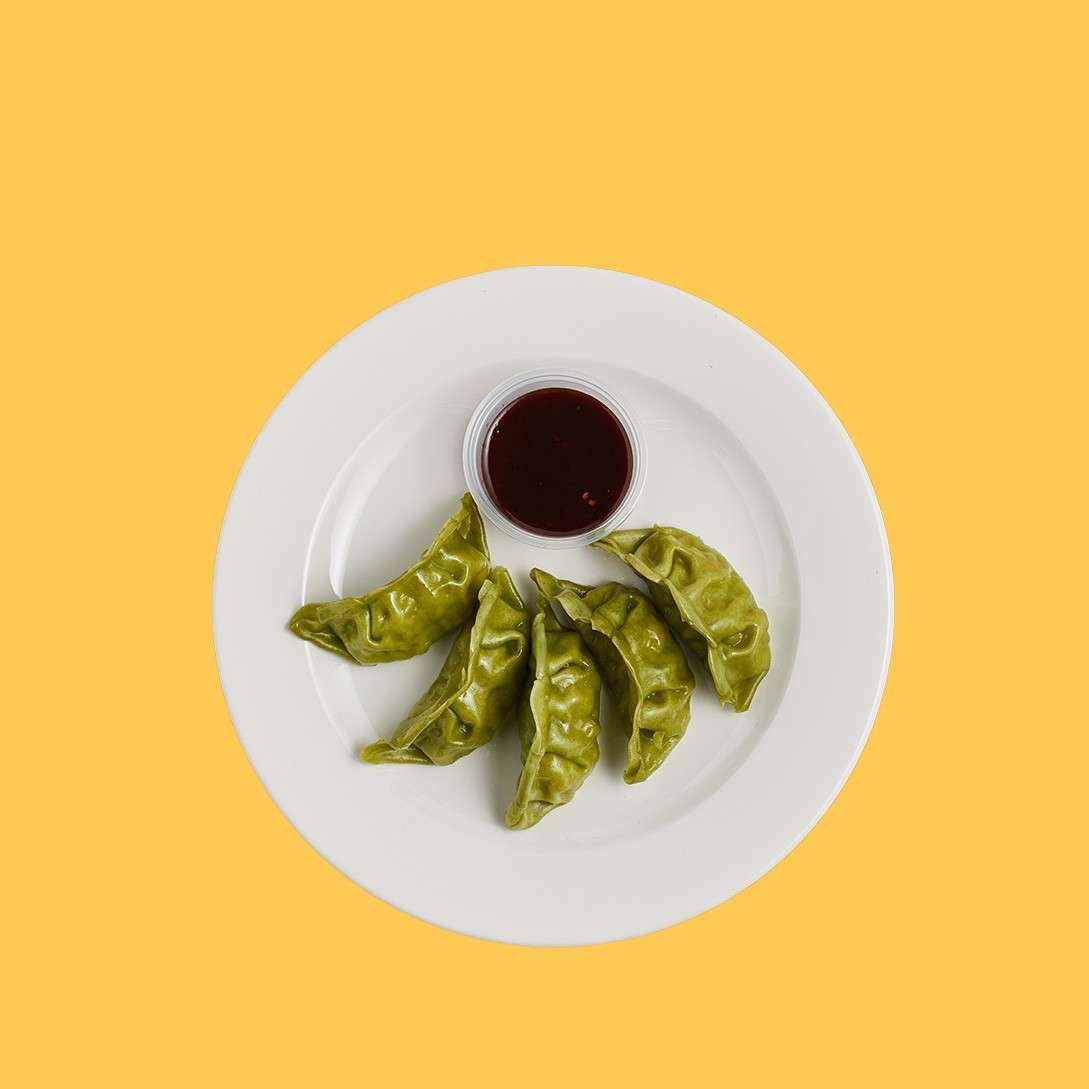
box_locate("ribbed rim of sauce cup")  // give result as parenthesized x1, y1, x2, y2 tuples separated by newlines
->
(462, 369, 648, 549)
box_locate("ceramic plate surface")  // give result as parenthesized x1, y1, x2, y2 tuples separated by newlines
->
(213, 267, 893, 945)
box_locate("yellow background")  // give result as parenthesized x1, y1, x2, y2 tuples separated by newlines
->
(3, 2, 1085, 1085)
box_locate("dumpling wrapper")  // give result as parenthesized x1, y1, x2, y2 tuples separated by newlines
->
(288, 493, 490, 665)
(595, 526, 770, 711)
(531, 569, 694, 784)
(506, 594, 602, 829)
(362, 567, 529, 765)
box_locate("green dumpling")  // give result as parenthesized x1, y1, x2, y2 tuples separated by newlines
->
(288, 493, 490, 665)
(531, 569, 694, 784)
(362, 568, 529, 765)
(506, 594, 602, 829)
(595, 526, 770, 711)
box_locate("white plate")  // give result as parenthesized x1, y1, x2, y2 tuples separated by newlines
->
(213, 267, 893, 946)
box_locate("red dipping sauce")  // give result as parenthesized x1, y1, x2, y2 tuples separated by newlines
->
(482, 387, 633, 536)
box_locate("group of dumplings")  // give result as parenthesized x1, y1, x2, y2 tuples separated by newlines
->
(289, 494, 771, 829)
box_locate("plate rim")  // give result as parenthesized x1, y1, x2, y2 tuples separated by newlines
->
(213, 265, 894, 945)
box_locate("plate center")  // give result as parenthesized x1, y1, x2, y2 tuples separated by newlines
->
(300, 360, 800, 848)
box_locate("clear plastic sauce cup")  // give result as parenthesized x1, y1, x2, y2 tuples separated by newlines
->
(463, 369, 647, 548)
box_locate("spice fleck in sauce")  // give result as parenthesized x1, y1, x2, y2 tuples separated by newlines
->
(483, 387, 633, 535)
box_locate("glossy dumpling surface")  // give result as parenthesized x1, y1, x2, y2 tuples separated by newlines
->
(531, 569, 694, 784)
(506, 595, 602, 829)
(361, 567, 529, 765)
(595, 526, 770, 711)
(288, 493, 490, 665)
